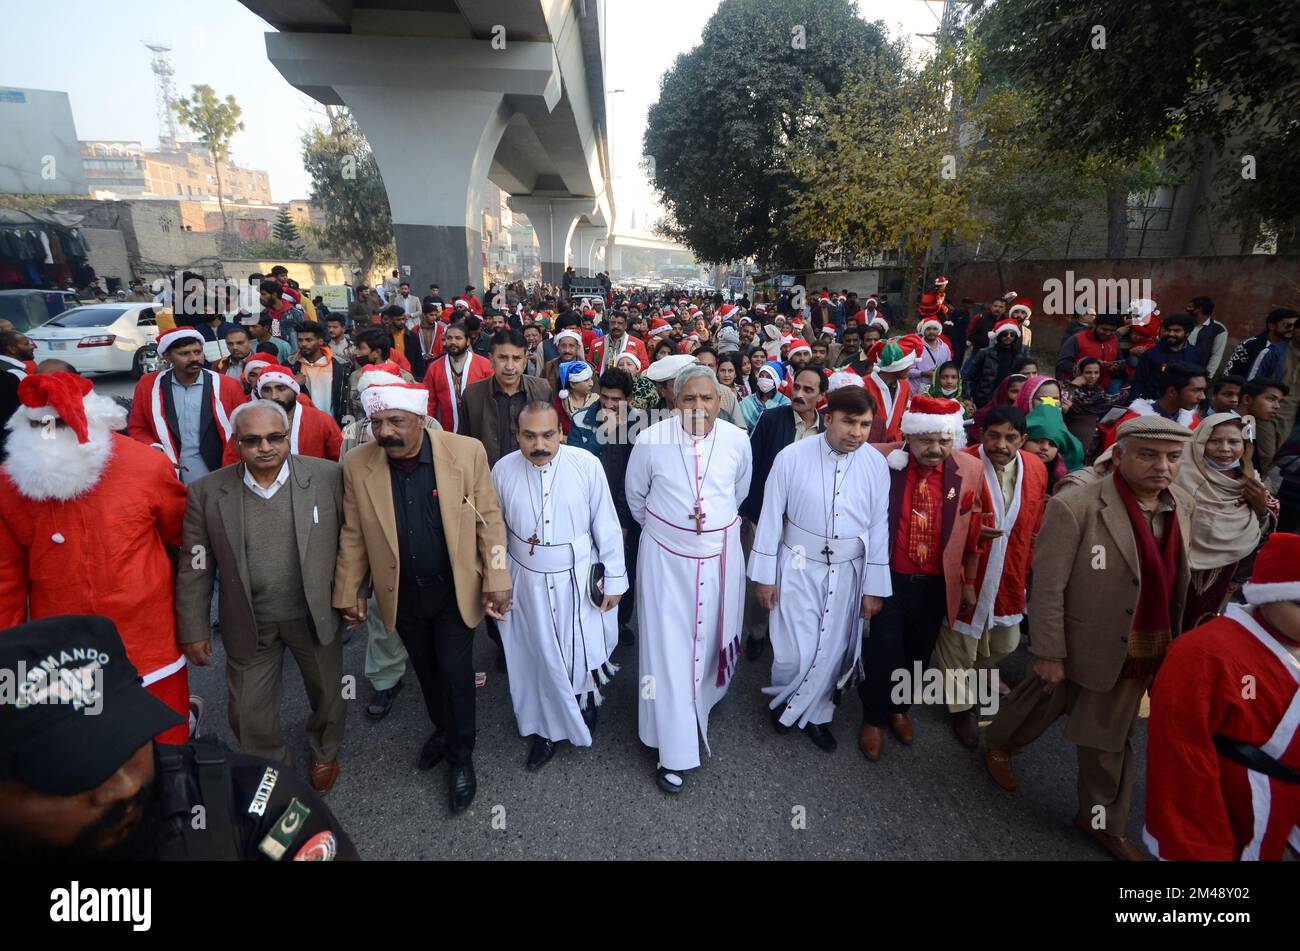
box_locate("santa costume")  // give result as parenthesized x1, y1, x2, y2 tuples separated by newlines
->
(422, 346, 493, 434)
(220, 364, 342, 463)
(1144, 533, 1300, 861)
(0, 373, 190, 743)
(126, 327, 245, 482)
(862, 335, 922, 444)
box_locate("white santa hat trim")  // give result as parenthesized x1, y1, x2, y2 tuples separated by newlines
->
(12, 390, 127, 436)
(361, 382, 428, 418)
(256, 367, 300, 396)
(988, 319, 1022, 341)
(886, 449, 910, 470)
(1242, 582, 1300, 605)
(553, 329, 583, 346)
(157, 327, 205, 355)
(788, 340, 812, 357)
(918, 318, 943, 334)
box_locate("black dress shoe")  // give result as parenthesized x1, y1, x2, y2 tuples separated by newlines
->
(656, 766, 685, 795)
(449, 759, 476, 813)
(803, 722, 837, 753)
(366, 679, 403, 720)
(525, 737, 557, 772)
(581, 702, 599, 734)
(746, 636, 766, 661)
(769, 704, 791, 734)
(417, 732, 447, 771)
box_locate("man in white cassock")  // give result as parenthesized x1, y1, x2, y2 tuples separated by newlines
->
(748, 383, 892, 753)
(493, 401, 627, 772)
(626, 364, 753, 794)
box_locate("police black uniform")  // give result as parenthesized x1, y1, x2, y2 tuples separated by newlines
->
(0, 615, 358, 862)
(152, 741, 359, 861)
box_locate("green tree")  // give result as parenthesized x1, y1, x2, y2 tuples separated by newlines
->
(644, 0, 901, 270)
(975, 0, 1300, 250)
(301, 107, 394, 277)
(272, 207, 305, 257)
(173, 85, 244, 236)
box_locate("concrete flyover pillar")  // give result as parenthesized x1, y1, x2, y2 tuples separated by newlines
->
(610, 243, 624, 277)
(571, 223, 608, 277)
(508, 196, 597, 286)
(264, 32, 560, 299)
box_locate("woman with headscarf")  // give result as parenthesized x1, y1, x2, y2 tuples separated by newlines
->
(1014, 374, 1067, 416)
(968, 373, 1028, 444)
(738, 361, 791, 431)
(1022, 401, 1084, 493)
(618, 352, 657, 413)
(926, 360, 972, 418)
(716, 352, 745, 401)
(1174, 413, 1275, 628)
(554, 360, 597, 436)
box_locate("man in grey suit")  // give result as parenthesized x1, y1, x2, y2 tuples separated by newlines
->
(176, 399, 347, 793)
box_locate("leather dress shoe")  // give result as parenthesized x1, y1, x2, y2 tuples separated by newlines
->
(985, 747, 1018, 791)
(745, 636, 766, 662)
(449, 760, 477, 813)
(769, 705, 791, 734)
(1074, 814, 1149, 861)
(888, 713, 914, 745)
(950, 709, 980, 748)
(525, 737, 557, 772)
(418, 732, 447, 771)
(366, 679, 403, 720)
(804, 722, 837, 753)
(309, 760, 339, 793)
(656, 766, 685, 795)
(857, 723, 884, 761)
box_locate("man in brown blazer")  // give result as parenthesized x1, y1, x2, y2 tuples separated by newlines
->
(458, 327, 554, 468)
(858, 396, 987, 761)
(334, 376, 511, 814)
(176, 399, 346, 793)
(985, 414, 1196, 862)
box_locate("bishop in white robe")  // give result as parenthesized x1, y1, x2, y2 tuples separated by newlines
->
(626, 381, 752, 789)
(493, 442, 627, 765)
(748, 415, 892, 750)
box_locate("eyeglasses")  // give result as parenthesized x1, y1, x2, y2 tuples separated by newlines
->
(236, 432, 289, 448)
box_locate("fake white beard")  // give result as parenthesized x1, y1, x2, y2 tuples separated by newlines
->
(3, 395, 123, 501)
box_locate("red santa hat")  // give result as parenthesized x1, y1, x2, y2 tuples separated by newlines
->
(917, 316, 944, 335)
(256, 365, 300, 396)
(867, 334, 923, 374)
(717, 303, 738, 322)
(888, 394, 967, 469)
(357, 361, 406, 393)
(933, 275, 949, 288)
(989, 318, 1023, 342)
(1242, 533, 1300, 605)
(361, 382, 428, 418)
(1008, 298, 1033, 320)
(826, 367, 863, 392)
(16, 372, 95, 443)
(553, 328, 584, 347)
(788, 339, 812, 359)
(243, 352, 279, 381)
(648, 317, 672, 337)
(157, 327, 206, 356)
(1128, 297, 1160, 326)
(918, 293, 940, 318)
(790, 317, 805, 331)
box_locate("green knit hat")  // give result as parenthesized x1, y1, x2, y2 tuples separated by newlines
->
(1025, 402, 1084, 471)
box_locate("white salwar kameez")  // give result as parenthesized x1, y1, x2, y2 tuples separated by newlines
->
(626, 416, 753, 771)
(493, 445, 628, 746)
(747, 434, 892, 728)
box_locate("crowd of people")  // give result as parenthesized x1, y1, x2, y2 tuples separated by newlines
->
(1, 267, 1298, 864)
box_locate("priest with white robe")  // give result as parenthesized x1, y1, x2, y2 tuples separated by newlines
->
(625, 365, 753, 794)
(493, 402, 627, 772)
(748, 384, 892, 752)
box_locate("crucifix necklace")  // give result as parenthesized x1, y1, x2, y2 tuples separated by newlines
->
(525, 458, 552, 555)
(678, 426, 717, 534)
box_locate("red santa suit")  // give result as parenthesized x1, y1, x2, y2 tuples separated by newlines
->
(222, 365, 342, 463)
(863, 335, 922, 444)
(1145, 599, 1300, 861)
(951, 447, 1047, 635)
(0, 373, 190, 743)
(589, 332, 649, 373)
(422, 351, 493, 433)
(127, 368, 246, 472)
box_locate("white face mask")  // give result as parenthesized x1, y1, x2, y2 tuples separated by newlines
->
(940, 385, 960, 397)
(756, 376, 776, 394)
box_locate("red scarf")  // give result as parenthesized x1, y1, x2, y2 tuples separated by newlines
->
(1114, 472, 1183, 677)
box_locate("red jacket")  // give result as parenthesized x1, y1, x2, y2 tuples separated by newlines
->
(1063, 328, 1122, 388)
(589, 333, 649, 372)
(221, 400, 341, 464)
(127, 369, 247, 473)
(422, 352, 493, 433)
(0, 435, 188, 682)
(952, 447, 1048, 633)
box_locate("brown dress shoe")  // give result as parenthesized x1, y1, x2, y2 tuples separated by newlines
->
(1073, 815, 1149, 861)
(950, 710, 980, 748)
(309, 760, 339, 793)
(984, 747, 1018, 791)
(887, 713, 914, 745)
(857, 723, 884, 761)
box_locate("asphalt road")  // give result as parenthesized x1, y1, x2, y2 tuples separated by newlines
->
(91, 371, 1140, 861)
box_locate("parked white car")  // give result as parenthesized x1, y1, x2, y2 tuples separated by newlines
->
(27, 303, 161, 377)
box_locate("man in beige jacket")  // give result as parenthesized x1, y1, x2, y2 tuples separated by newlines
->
(984, 415, 1195, 861)
(334, 378, 511, 815)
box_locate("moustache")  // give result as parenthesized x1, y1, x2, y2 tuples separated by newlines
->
(376, 436, 404, 447)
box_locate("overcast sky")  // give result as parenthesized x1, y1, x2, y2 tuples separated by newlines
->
(5, 0, 940, 229)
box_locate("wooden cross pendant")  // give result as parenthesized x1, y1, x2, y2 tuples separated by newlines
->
(527, 532, 541, 555)
(687, 501, 706, 535)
